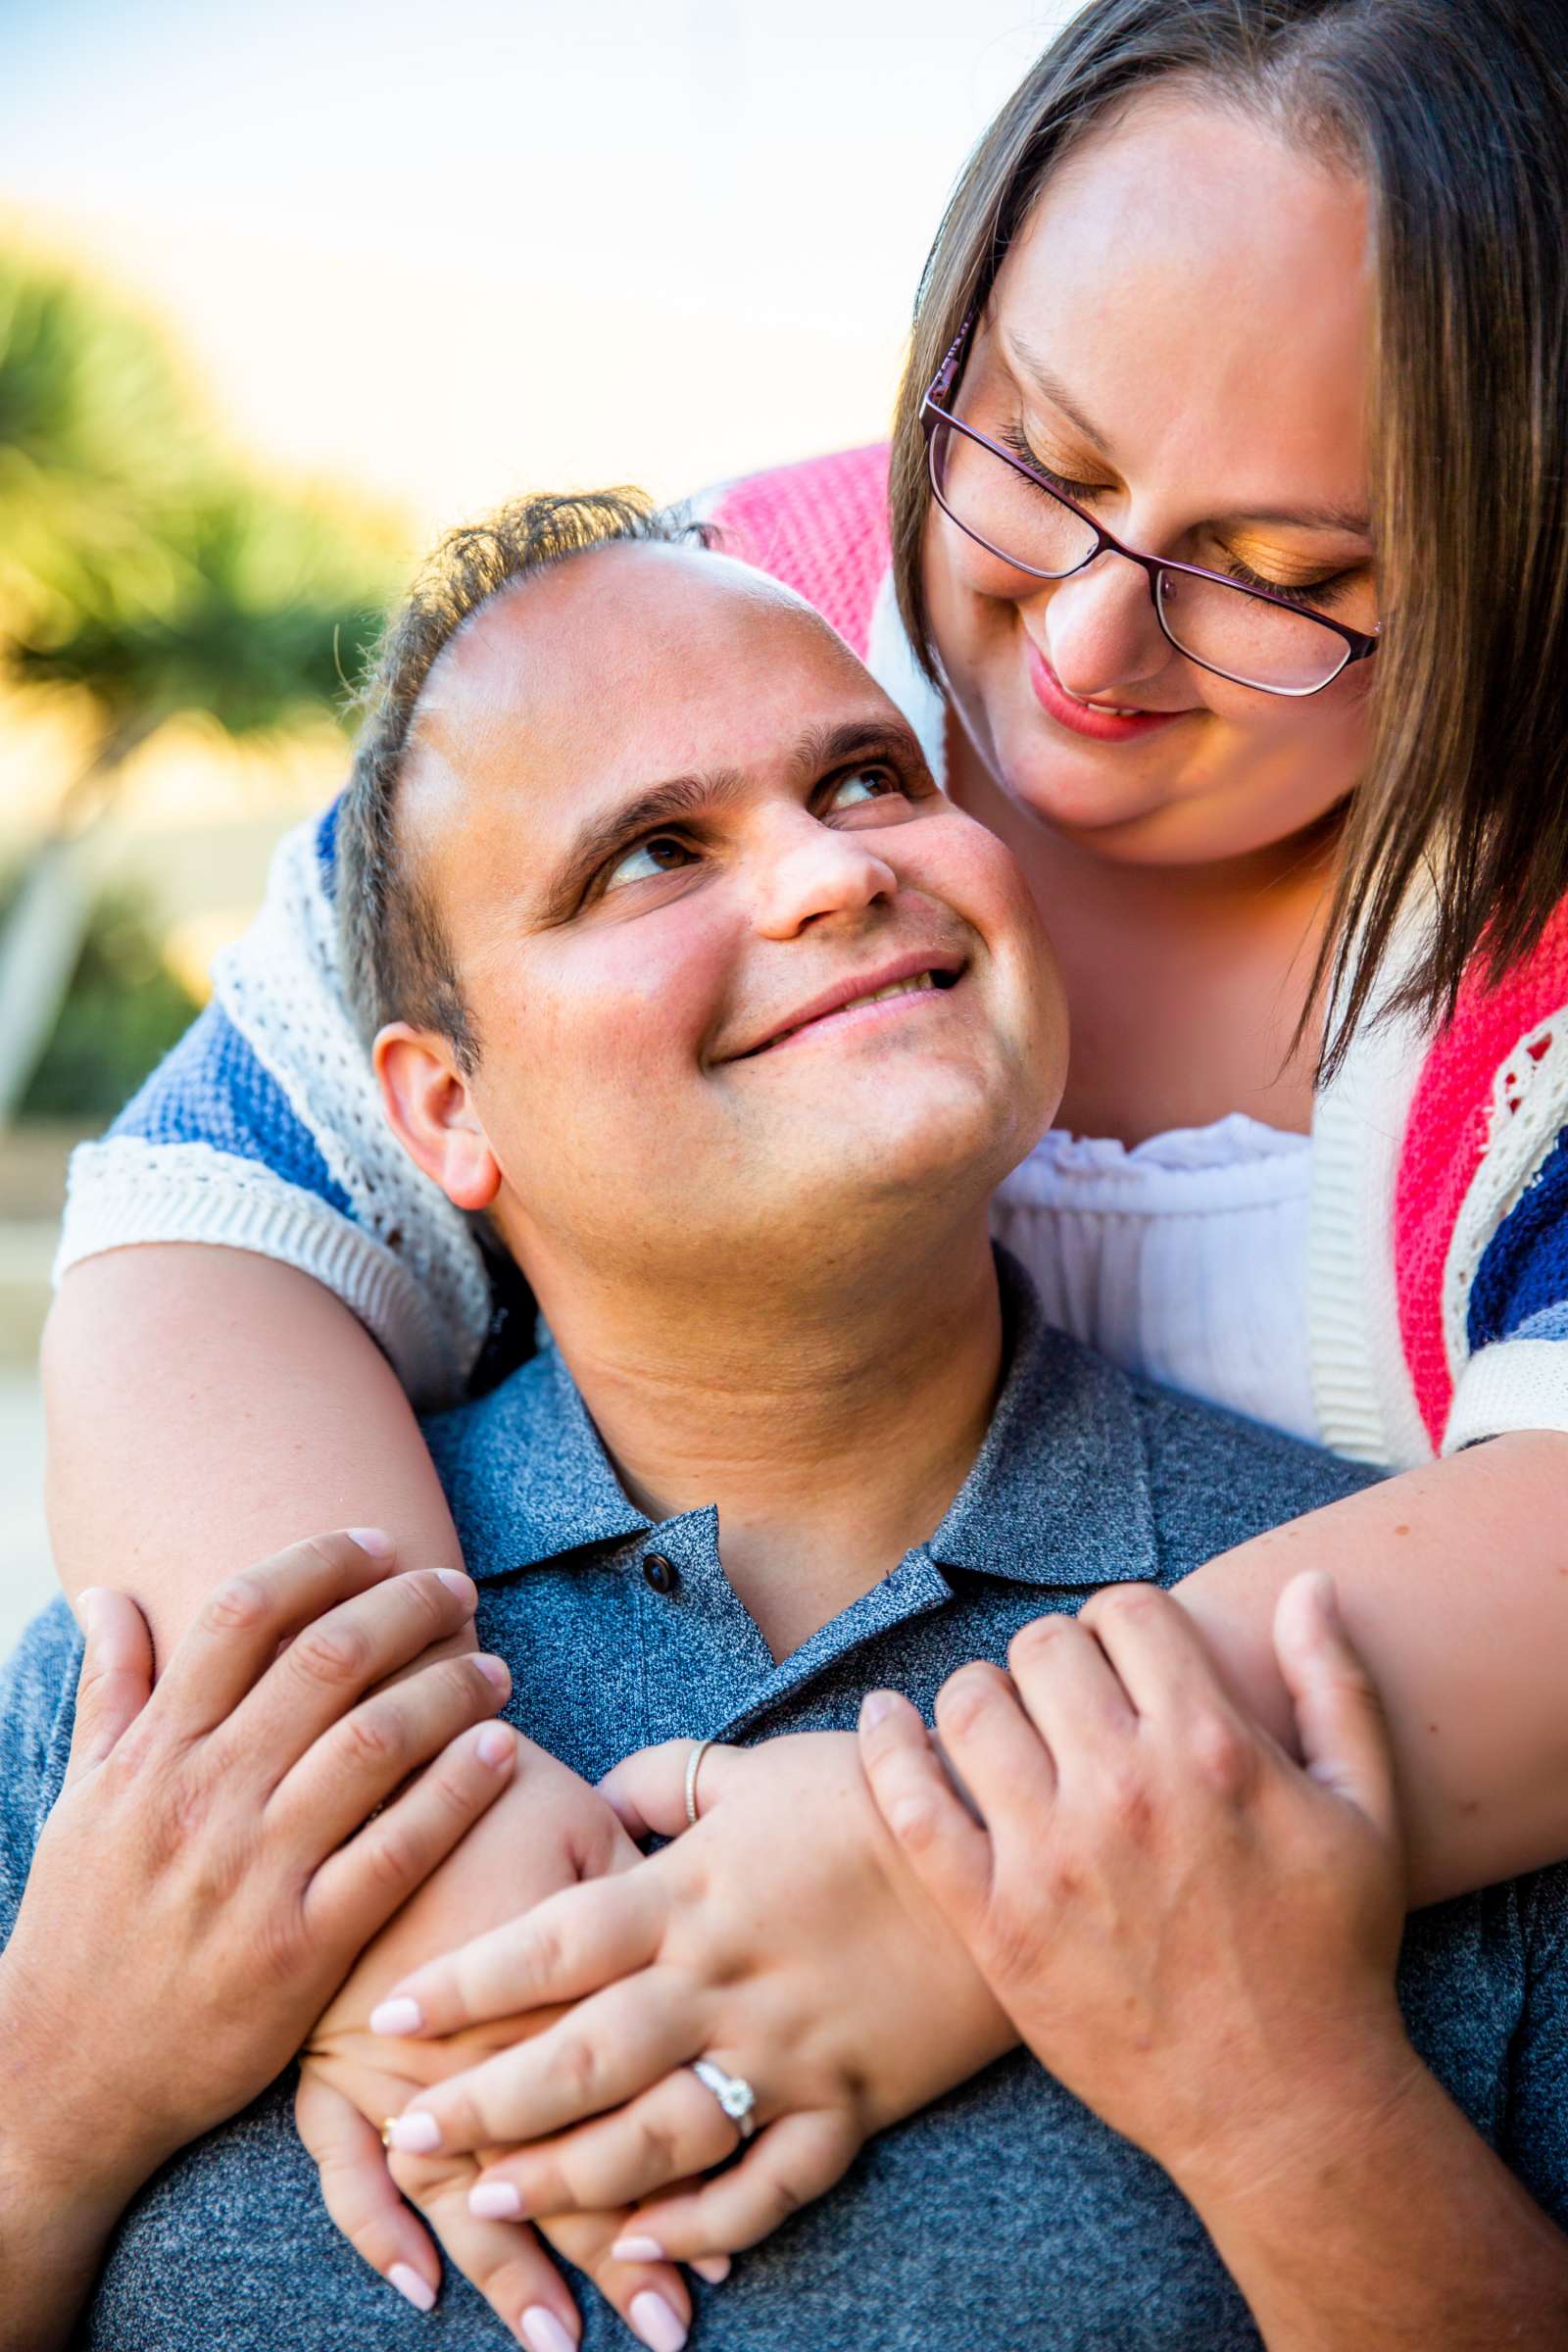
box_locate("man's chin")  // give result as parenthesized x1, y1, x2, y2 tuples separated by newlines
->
(755, 1090, 1022, 1221)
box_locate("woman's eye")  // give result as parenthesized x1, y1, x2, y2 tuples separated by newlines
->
(1001, 426, 1106, 500)
(826, 765, 906, 812)
(603, 833, 695, 890)
(1223, 558, 1350, 611)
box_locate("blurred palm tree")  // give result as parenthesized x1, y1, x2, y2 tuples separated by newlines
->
(0, 248, 399, 1122)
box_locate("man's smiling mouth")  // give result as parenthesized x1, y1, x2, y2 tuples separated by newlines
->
(729, 953, 967, 1059)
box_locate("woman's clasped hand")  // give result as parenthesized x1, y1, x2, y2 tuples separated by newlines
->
(364, 1729, 1017, 2265)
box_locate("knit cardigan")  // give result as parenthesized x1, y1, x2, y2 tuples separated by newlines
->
(59, 445, 1568, 1469)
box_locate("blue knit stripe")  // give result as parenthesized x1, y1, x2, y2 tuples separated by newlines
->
(1467, 1126, 1568, 1351)
(315, 794, 342, 901)
(108, 1000, 352, 1217)
(1495, 1300, 1568, 1348)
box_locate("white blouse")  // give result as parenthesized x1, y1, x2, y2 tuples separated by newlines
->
(991, 1113, 1319, 1444)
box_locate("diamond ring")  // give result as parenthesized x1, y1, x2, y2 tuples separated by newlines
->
(688, 2057, 758, 2141)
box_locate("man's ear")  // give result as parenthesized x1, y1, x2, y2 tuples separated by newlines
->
(373, 1023, 501, 1212)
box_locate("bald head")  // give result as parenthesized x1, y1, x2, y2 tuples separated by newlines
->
(335, 492, 715, 1070)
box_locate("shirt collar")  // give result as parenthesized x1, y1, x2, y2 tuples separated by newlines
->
(429, 1249, 1159, 1593)
(924, 1250, 1159, 1589)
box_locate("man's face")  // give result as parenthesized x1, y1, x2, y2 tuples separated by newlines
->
(389, 544, 1065, 1296)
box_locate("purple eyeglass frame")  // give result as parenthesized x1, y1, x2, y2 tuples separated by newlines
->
(921, 313, 1379, 698)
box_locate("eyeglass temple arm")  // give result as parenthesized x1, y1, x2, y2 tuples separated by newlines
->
(926, 310, 977, 412)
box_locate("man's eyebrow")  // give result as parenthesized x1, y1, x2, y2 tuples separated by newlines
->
(1001, 330, 1371, 538)
(789, 714, 927, 780)
(538, 713, 926, 925)
(540, 770, 745, 923)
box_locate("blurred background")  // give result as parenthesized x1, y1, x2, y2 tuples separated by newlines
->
(0, 0, 1075, 1639)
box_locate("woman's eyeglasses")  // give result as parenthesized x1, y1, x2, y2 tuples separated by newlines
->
(921, 315, 1378, 698)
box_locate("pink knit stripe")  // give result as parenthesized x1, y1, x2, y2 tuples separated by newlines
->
(1396, 904, 1568, 1446)
(705, 444, 892, 657)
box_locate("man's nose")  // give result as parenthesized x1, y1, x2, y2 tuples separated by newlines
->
(1033, 551, 1176, 705)
(749, 811, 898, 939)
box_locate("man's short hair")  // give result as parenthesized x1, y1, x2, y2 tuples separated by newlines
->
(337, 489, 710, 1069)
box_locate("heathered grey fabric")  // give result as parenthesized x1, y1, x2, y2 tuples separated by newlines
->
(7, 1256, 1568, 2349)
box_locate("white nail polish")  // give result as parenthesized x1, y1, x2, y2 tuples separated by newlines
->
(630, 2290, 688, 2352)
(386, 2110, 441, 2153)
(369, 1996, 423, 2036)
(519, 2308, 577, 2352)
(612, 2235, 665, 2263)
(388, 2263, 435, 2311)
(469, 2180, 523, 2218)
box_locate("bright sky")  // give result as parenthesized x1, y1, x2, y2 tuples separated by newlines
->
(3, 0, 1078, 541)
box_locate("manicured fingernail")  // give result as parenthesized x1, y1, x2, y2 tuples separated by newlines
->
(477, 1722, 515, 1766)
(629, 2291, 687, 2352)
(860, 1690, 895, 1729)
(349, 1527, 395, 1557)
(437, 1567, 476, 1601)
(519, 2310, 577, 2352)
(74, 1587, 104, 1630)
(474, 1653, 511, 1691)
(369, 1996, 423, 2036)
(389, 2263, 435, 2311)
(692, 2255, 731, 2283)
(469, 2180, 523, 2218)
(612, 2235, 665, 2262)
(386, 2110, 441, 2153)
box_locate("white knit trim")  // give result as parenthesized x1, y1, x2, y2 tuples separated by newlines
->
(212, 819, 491, 1397)
(1306, 933, 1433, 1470)
(864, 568, 948, 790)
(1444, 1338, 1568, 1450)
(55, 1139, 469, 1405)
(1439, 1011, 1568, 1395)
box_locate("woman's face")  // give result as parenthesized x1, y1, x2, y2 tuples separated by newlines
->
(922, 87, 1378, 868)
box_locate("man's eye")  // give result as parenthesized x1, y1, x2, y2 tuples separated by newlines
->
(604, 834, 695, 890)
(826, 765, 906, 812)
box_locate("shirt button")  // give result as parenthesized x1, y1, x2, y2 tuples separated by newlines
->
(642, 1552, 680, 1595)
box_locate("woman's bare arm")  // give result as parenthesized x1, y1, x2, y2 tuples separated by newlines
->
(1173, 1431, 1568, 1905)
(43, 1246, 464, 1666)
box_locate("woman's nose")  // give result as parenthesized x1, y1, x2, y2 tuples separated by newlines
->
(1034, 552, 1176, 705)
(750, 815, 898, 939)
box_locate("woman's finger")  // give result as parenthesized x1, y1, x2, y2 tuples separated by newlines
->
(372, 1868, 667, 2040)
(598, 1740, 741, 1840)
(386, 2146, 586, 2350)
(273, 1648, 511, 1855)
(612, 2110, 860, 2262)
(388, 1967, 701, 2156)
(216, 1565, 483, 1791)
(154, 1529, 401, 1738)
(305, 1719, 518, 1955)
(468, 2068, 740, 2220)
(295, 2067, 443, 2315)
(537, 2210, 696, 2352)
(64, 1589, 154, 1786)
(858, 1689, 993, 1925)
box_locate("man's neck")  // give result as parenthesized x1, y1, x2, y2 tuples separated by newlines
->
(532, 1218, 1004, 1662)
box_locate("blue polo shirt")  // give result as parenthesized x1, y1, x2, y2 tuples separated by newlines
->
(6, 1256, 1568, 2349)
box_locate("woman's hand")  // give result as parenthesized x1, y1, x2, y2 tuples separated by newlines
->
(300, 1740, 708, 2350)
(366, 1730, 1015, 2264)
(0, 1531, 515, 2347)
(856, 1573, 1413, 2196)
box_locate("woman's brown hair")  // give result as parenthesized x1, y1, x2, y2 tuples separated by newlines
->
(889, 0, 1568, 1074)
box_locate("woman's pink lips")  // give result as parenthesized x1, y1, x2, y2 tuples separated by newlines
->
(1026, 642, 1187, 743)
